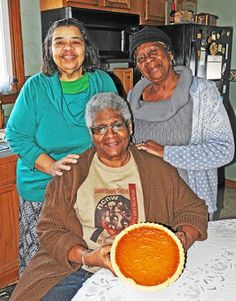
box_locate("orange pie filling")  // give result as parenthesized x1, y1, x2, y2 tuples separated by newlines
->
(111, 223, 185, 291)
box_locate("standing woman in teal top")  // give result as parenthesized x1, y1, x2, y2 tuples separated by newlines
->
(6, 18, 117, 275)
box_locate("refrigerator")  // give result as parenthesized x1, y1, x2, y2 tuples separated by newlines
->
(157, 23, 233, 105)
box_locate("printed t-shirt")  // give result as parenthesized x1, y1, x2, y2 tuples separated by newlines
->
(74, 152, 145, 272)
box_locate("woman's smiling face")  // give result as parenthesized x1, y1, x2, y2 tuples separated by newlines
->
(92, 108, 131, 167)
(52, 25, 85, 81)
(135, 42, 173, 84)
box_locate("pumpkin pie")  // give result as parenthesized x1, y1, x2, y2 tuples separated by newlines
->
(110, 222, 185, 291)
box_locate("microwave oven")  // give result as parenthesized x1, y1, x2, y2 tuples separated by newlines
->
(41, 8, 140, 62)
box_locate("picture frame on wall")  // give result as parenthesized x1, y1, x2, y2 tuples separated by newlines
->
(174, 0, 197, 13)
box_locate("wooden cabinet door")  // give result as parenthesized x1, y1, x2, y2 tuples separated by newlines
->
(0, 183, 19, 288)
(40, 0, 99, 11)
(65, 0, 99, 6)
(0, 155, 18, 288)
(103, 0, 130, 10)
(143, 0, 165, 25)
(113, 68, 133, 96)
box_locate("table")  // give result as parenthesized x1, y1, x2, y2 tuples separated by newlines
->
(72, 219, 236, 301)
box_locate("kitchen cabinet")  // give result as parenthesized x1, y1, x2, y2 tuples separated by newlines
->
(40, 0, 98, 11)
(67, 0, 99, 6)
(40, 0, 136, 14)
(40, 0, 165, 24)
(139, 0, 166, 26)
(103, 0, 130, 10)
(112, 68, 133, 96)
(0, 155, 18, 288)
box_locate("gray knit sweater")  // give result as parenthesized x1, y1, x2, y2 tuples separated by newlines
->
(128, 66, 235, 213)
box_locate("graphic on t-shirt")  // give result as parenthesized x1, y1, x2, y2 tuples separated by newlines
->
(90, 185, 139, 244)
(90, 195, 130, 242)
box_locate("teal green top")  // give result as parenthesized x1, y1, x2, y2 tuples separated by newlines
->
(6, 70, 117, 201)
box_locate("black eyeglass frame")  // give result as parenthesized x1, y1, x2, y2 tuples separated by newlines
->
(90, 120, 129, 135)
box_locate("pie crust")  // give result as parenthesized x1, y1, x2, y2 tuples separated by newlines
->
(110, 222, 185, 291)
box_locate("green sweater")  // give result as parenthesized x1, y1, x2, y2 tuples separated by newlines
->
(6, 70, 117, 201)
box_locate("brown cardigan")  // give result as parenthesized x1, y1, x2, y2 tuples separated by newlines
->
(10, 146, 208, 301)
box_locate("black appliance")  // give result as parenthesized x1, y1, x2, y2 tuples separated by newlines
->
(157, 24, 233, 105)
(41, 7, 139, 62)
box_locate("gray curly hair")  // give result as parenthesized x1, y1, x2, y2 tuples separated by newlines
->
(85, 93, 132, 130)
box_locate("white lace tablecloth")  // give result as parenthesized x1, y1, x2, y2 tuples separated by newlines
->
(72, 219, 236, 301)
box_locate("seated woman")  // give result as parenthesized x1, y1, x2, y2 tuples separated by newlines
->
(10, 93, 208, 301)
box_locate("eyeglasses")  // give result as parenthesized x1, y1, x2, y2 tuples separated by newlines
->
(91, 121, 128, 135)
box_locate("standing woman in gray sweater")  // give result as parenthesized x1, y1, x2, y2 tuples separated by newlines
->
(128, 27, 234, 220)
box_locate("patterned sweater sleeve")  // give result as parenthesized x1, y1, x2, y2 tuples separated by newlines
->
(164, 79, 234, 170)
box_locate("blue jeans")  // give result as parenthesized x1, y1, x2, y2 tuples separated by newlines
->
(40, 269, 93, 301)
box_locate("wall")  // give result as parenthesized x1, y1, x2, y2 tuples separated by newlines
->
(198, 0, 236, 181)
(20, 0, 42, 77)
(3, 0, 42, 125)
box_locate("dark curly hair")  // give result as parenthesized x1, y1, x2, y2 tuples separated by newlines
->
(42, 18, 100, 76)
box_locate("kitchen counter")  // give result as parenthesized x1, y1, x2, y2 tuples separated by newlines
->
(0, 148, 13, 158)
(0, 129, 12, 158)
